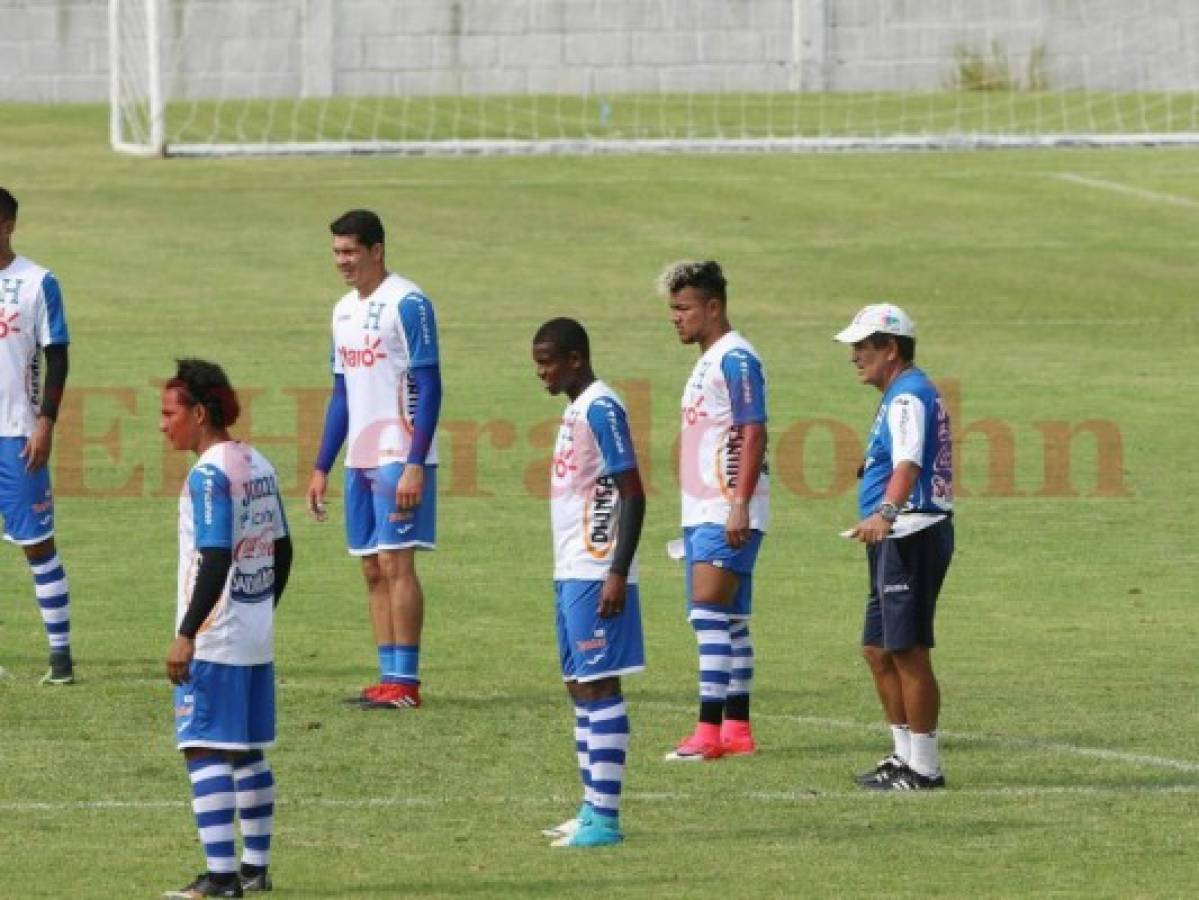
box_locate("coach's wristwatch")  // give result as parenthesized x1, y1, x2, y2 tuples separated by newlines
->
(876, 502, 900, 524)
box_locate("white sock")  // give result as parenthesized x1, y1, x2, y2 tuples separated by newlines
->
(909, 731, 940, 776)
(890, 724, 911, 763)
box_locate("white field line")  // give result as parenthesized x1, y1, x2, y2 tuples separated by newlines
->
(1054, 172, 1199, 209)
(3, 784, 1198, 814)
(2, 709, 1196, 814)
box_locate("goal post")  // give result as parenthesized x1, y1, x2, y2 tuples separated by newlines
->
(109, 0, 1199, 157)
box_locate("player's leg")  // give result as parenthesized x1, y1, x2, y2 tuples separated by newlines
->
(863, 525, 952, 790)
(855, 541, 910, 785)
(543, 586, 595, 840)
(23, 537, 73, 684)
(343, 467, 389, 703)
(667, 557, 737, 761)
(0, 441, 73, 684)
(719, 533, 763, 754)
(553, 581, 642, 847)
(168, 662, 245, 898)
(723, 612, 756, 755)
(558, 676, 626, 848)
(370, 463, 436, 707)
(233, 664, 276, 893)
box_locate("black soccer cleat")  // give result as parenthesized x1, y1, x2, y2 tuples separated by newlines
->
(853, 754, 905, 786)
(163, 871, 244, 898)
(239, 865, 272, 893)
(40, 650, 75, 685)
(862, 765, 946, 791)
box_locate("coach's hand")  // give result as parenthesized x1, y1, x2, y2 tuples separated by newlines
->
(850, 513, 891, 544)
(725, 500, 751, 549)
(306, 469, 329, 522)
(396, 463, 424, 510)
(21, 416, 53, 472)
(599, 573, 628, 619)
(166, 635, 195, 685)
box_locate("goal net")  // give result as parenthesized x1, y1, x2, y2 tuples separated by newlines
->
(110, 0, 1199, 157)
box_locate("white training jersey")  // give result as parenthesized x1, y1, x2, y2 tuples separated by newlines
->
(550, 381, 640, 583)
(679, 331, 770, 531)
(177, 442, 289, 666)
(0, 255, 69, 437)
(331, 272, 440, 468)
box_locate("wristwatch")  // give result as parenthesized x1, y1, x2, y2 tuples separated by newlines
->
(877, 501, 899, 524)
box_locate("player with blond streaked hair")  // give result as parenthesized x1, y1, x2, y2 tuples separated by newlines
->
(660, 260, 769, 762)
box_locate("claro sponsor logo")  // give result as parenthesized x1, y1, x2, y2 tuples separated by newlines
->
(338, 336, 387, 368)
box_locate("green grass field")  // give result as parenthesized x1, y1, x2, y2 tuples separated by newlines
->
(0, 103, 1197, 898)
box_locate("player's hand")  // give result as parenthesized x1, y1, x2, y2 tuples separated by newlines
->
(306, 469, 329, 522)
(598, 572, 628, 619)
(21, 416, 53, 472)
(396, 463, 424, 510)
(725, 501, 751, 549)
(166, 635, 195, 686)
(849, 513, 891, 545)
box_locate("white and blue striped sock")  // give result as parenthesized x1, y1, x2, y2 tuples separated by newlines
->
(587, 696, 629, 818)
(690, 608, 732, 709)
(29, 551, 70, 653)
(233, 750, 275, 868)
(573, 703, 595, 808)
(728, 617, 754, 700)
(186, 756, 237, 875)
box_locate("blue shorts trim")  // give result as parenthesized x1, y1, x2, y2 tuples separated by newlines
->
(174, 660, 276, 750)
(684, 524, 763, 617)
(344, 463, 437, 555)
(555, 580, 645, 683)
(0, 437, 54, 545)
(862, 519, 954, 652)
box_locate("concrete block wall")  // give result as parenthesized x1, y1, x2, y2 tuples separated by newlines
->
(2, 0, 1197, 102)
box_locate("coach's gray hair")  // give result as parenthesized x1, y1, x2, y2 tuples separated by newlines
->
(656, 259, 727, 302)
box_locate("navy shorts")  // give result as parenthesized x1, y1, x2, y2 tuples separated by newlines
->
(862, 519, 954, 652)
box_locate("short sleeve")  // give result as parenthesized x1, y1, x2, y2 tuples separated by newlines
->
(721, 350, 767, 425)
(39, 272, 70, 346)
(398, 292, 439, 369)
(188, 464, 234, 549)
(585, 397, 638, 477)
(887, 393, 927, 466)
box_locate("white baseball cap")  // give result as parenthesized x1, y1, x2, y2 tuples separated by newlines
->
(833, 303, 916, 344)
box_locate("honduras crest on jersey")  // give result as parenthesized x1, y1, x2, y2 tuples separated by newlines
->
(331, 273, 440, 468)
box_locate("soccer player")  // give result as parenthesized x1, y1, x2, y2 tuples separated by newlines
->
(160, 359, 292, 898)
(306, 209, 441, 709)
(835, 303, 954, 791)
(659, 260, 768, 761)
(0, 187, 75, 685)
(532, 318, 645, 848)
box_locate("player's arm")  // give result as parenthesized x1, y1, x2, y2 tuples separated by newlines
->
(307, 372, 348, 520)
(600, 466, 646, 619)
(851, 393, 925, 544)
(272, 533, 293, 608)
(722, 351, 767, 549)
(23, 273, 70, 472)
(396, 292, 442, 510)
(167, 467, 234, 685)
(586, 399, 643, 618)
